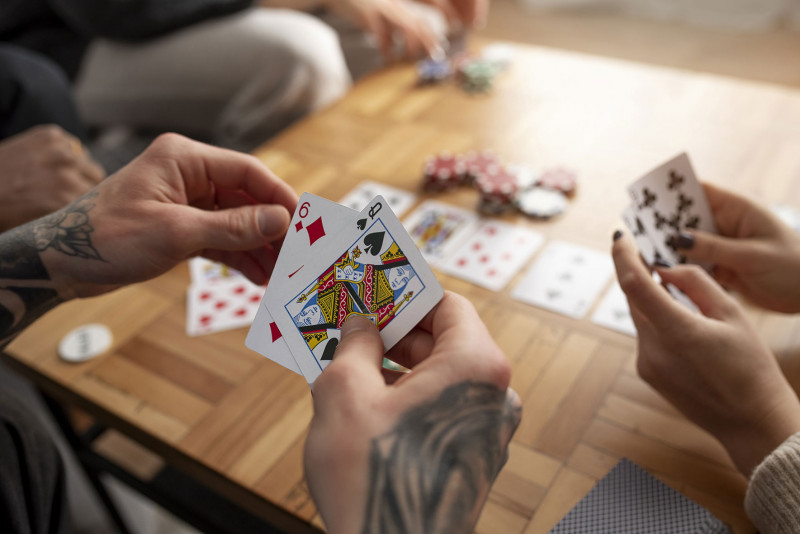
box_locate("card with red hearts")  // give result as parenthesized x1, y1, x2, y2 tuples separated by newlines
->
(186, 279, 265, 337)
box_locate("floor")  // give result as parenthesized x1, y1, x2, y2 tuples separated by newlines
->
(21, 4, 800, 534)
(477, 2, 800, 88)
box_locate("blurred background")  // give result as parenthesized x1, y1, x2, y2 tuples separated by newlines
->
(478, 0, 800, 87)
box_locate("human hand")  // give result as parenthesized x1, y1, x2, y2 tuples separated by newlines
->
(0, 125, 105, 232)
(36, 133, 298, 299)
(613, 230, 800, 475)
(416, 0, 488, 29)
(325, 0, 440, 61)
(675, 182, 800, 313)
(305, 292, 521, 534)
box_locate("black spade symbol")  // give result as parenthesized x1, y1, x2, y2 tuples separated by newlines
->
(321, 338, 339, 361)
(357, 218, 367, 230)
(364, 231, 385, 256)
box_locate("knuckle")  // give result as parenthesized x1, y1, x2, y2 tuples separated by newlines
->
(618, 271, 645, 299)
(36, 124, 65, 142)
(150, 132, 189, 154)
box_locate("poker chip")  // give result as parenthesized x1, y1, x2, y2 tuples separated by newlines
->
(422, 152, 467, 191)
(463, 150, 501, 183)
(537, 167, 578, 196)
(476, 167, 518, 208)
(58, 323, 113, 363)
(506, 163, 539, 190)
(416, 58, 452, 84)
(480, 44, 515, 71)
(515, 186, 568, 219)
(458, 59, 496, 94)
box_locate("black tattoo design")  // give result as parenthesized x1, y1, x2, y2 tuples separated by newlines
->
(361, 382, 521, 534)
(33, 191, 105, 261)
(1, 192, 103, 346)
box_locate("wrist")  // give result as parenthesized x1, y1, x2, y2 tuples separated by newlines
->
(719, 396, 800, 476)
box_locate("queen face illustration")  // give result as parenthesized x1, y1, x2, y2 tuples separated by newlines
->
(294, 303, 323, 326)
(387, 265, 414, 291)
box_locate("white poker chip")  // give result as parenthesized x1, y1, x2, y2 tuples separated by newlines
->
(515, 186, 568, 218)
(58, 323, 113, 363)
(506, 163, 539, 189)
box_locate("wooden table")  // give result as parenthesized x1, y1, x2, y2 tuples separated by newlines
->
(6, 42, 800, 534)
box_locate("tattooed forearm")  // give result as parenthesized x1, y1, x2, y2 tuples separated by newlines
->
(362, 382, 521, 534)
(1, 192, 102, 347)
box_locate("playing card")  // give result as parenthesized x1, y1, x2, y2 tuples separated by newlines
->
(436, 221, 544, 292)
(627, 153, 717, 267)
(590, 281, 637, 337)
(620, 205, 657, 266)
(187, 279, 265, 336)
(339, 181, 417, 218)
(189, 257, 246, 285)
(511, 241, 614, 319)
(402, 200, 479, 264)
(246, 193, 358, 374)
(270, 196, 443, 384)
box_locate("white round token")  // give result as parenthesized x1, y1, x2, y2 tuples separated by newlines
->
(58, 324, 113, 363)
(515, 187, 568, 218)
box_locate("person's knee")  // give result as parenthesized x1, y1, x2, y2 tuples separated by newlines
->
(250, 10, 352, 107)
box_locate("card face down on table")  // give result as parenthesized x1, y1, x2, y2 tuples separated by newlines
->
(248, 193, 443, 384)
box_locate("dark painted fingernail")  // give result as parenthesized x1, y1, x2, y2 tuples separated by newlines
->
(676, 231, 695, 250)
(612, 230, 623, 241)
(654, 258, 671, 268)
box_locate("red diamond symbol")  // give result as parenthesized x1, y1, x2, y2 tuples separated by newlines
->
(270, 322, 282, 342)
(295, 220, 303, 232)
(200, 292, 211, 300)
(472, 242, 482, 251)
(249, 294, 261, 303)
(485, 226, 497, 235)
(215, 301, 227, 309)
(200, 315, 212, 325)
(234, 285, 245, 294)
(305, 217, 326, 246)
(234, 308, 247, 317)
(457, 258, 468, 267)
(487, 269, 497, 277)
(480, 255, 490, 263)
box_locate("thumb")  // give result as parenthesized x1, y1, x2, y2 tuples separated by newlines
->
(334, 316, 385, 369)
(676, 230, 753, 268)
(190, 204, 290, 251)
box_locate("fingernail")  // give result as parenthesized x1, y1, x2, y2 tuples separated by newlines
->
(654, 258, 672, 268)
(258, 206, 287, 235)
(676, 231, 695, 250)
(612, 229, 623, 241)
(341, 315, 375, 337)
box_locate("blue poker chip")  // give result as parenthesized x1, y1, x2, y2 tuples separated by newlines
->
(417, 59, 452, 83)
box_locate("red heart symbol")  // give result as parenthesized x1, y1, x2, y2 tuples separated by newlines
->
(234, 286, 246, 294)
(215, 301, 227, 309)
(200, 292, 211, 300)
(234, 308, 247, 317)
(200, 315, 212, 325)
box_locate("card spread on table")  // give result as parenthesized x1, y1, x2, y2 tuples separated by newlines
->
(402, 200, 479, 263)
(590, 282, 636, 337)
(549, 459, 729, 533)
(435, 220, 544, 292)
(246, 193, 358, 374)
(186, 278, 265, 337)
(511, 241, 614, 319)
(258, 194, 443, 384)
(624, 153, 717, 268)
(339, 181, 417, 218)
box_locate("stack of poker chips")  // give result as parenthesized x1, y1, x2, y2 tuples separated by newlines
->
(421, 151, 578, 218)
(415, 44, 514, 94)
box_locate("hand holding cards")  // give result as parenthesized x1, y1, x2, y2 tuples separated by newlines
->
(247, 193, 443, 384)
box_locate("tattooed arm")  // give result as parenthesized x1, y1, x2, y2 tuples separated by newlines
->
(0, 133, 298, 347)
(305, 292, 522, 534)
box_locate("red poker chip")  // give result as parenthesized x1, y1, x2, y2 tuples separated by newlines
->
(422, 152, 467, 190)
(537, 167, 577, 196)
(463, 150, 500, 182)
(476, 167, 518, 203)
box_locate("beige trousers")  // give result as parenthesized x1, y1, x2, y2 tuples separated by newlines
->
(75, 6, 445, 153)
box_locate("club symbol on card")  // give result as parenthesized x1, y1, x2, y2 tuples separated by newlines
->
(677, 193, 693, 213)
(558, 271, 573, 282)
(634, 217, 646, 236)
(668, 212, 681, 230)
(356, 218, 367, 230)
(685, 215, 700, 229)
(364, 231, 385, 256)
(638, 188, 657, 209)
(654, 212, 668, 230)
(546, 289, 561, 300)
(612, 309, 629, 321)
(668, 170, 684, 190)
